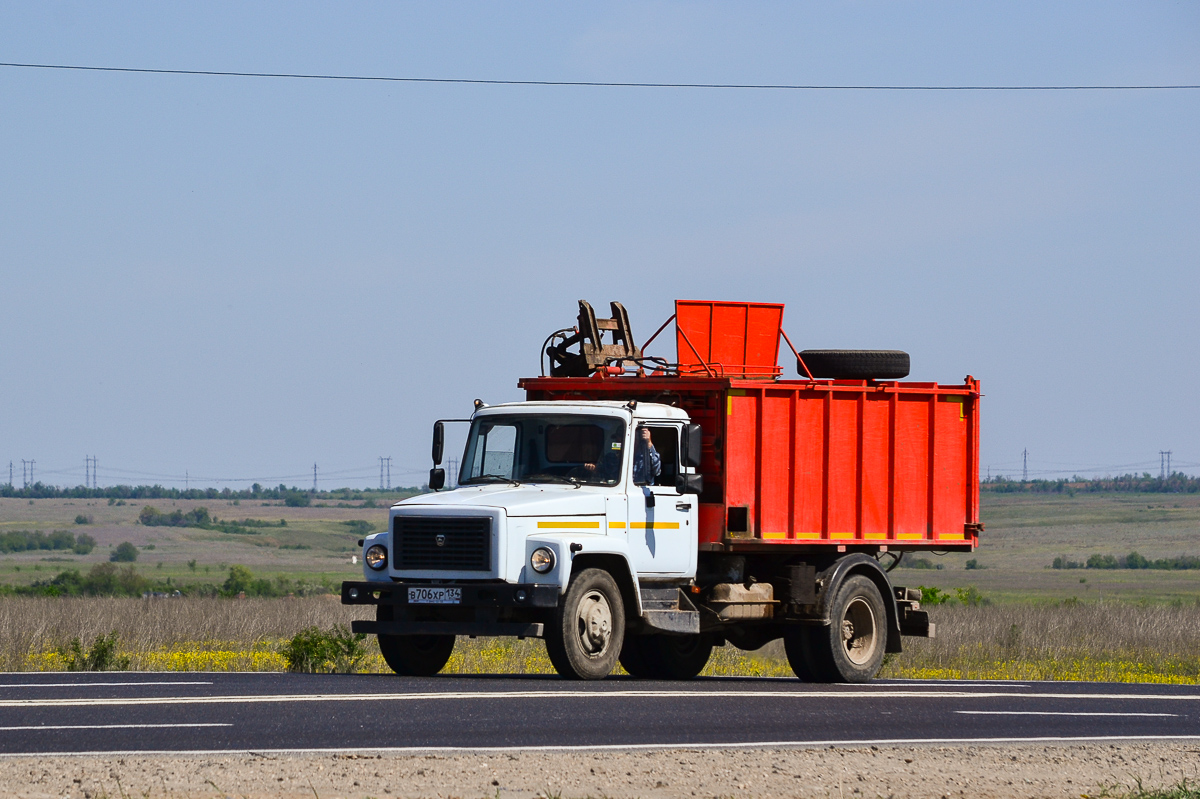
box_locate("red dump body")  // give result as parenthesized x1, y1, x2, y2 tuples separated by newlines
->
(520, 300, 980, 553)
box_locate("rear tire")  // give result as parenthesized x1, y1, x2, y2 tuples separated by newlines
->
(798, 350, 909, 380)
(618, 635, 655, 678)
(782, 625, 825, 682)
(376, 604, 455, 676)
(545, 568, 625, 680)
(641, 634, 713, 680)
(803, 575, 887, 683)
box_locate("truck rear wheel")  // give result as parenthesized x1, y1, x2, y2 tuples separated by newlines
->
(376, 605, 455, 676)
(802, 575, 887, 683)
(545, 568, 625, 680)
(642, 634, 713, 680)
(618, 635, 655, 678)
(782, 625, 823, 682)
(620, 634, 713, 680)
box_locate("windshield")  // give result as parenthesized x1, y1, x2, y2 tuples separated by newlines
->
(459, 414, 626, 487)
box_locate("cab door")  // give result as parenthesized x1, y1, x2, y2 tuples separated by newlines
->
(625, 423, 696, 576)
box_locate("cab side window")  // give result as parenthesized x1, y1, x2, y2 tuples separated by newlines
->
(634, 426, 679, 487)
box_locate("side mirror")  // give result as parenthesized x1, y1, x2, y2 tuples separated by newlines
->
(432, 421, 445, 465)
(682, 423, 703, 468)
(675, 473, 703, 495)
(429, 468, 446, 491)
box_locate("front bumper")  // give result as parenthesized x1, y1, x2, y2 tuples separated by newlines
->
(342, 579, 558, 640)
(341, 580, 559, 609)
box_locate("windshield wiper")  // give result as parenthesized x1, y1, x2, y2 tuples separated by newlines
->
(461, 474, 521, 486)
(524, 474, 582, 488)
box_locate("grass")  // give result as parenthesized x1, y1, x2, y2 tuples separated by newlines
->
(880, 602, 1200, 683)
(4, 597, 1200, 683)
(1095, 778, 1200, 799)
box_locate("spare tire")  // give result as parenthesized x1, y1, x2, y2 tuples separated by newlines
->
(798, 350, 910, 380)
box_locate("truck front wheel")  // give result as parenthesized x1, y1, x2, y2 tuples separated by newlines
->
(800, 575, 887, 683)
(378, 634, 455, 676)
(376, 606, 455, 676)
(545, 568, 625, 680)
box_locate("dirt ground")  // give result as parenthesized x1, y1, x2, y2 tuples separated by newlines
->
(2, 742, 1199, 798)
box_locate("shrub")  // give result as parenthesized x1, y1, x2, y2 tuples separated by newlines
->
(965, 559, 980, 570)
(72, 534, 96, 555)
(282, 625, 368, 673)
(1125, 551, 1151, 569)
(139, 506, 210, 527)
(73, 514, 92, 525)
(56, 631, 131, 671)
(110, 542, 139, 562)
(0, 529, 80, 554)
(1087, 553, 1119, 570)
(955, 585, 989, 607)
(284, 492, 310, 508)
(223, 565, 255, 595)
(918, 585, 952, 605)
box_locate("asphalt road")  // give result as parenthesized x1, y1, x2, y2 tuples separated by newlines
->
(1, 672, 1198, 756)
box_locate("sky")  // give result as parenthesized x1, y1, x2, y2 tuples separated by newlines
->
(1, 2, 1198, 490)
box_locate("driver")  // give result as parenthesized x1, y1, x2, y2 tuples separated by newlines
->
(631, 426, 662, 485)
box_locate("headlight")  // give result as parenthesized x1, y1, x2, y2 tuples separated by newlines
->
(530, 547, 555, 574)
(364, 544, 388, 571)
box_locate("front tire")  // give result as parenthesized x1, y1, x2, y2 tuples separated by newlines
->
(545, 568, 625, 680)
(376, 605, 455, 676)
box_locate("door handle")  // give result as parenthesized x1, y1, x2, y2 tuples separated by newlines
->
(675, 502, 692, 511)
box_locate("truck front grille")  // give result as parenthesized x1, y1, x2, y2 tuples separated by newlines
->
(394, 516, 492, 572)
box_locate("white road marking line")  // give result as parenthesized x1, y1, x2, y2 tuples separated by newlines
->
(956, 711, 1178, 717)
(0, 689, 1196, 708)
(5, 735, 1200, 758)
(880, 681, 1030, 687)
(0, 681, 213, 689)
(0, 723, 231, 731)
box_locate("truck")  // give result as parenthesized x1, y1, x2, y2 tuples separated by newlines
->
(342, 299, 981, 682)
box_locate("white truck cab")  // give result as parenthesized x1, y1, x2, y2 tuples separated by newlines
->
(345, 400, 706, 679)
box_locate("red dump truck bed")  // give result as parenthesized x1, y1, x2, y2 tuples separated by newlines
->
(520, 300, 980, 553)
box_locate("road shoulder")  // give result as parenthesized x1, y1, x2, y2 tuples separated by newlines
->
(3, 741, 1199, 798)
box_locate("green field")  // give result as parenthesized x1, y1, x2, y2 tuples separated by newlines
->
(0, 493, 415, 591)
(906, 490, 1200, 603)
(1, 490, 1199, 603)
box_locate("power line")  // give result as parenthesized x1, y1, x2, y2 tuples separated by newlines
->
(1, 62, 1198, 91)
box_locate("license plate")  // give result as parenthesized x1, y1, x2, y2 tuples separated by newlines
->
(408, 587, 462, 605)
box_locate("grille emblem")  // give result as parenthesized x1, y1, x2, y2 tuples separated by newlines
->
(435, 535, 447, 547)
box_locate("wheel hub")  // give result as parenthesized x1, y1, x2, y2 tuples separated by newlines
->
(576, 589, 613, 655)
(841, 596, 879, 666)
